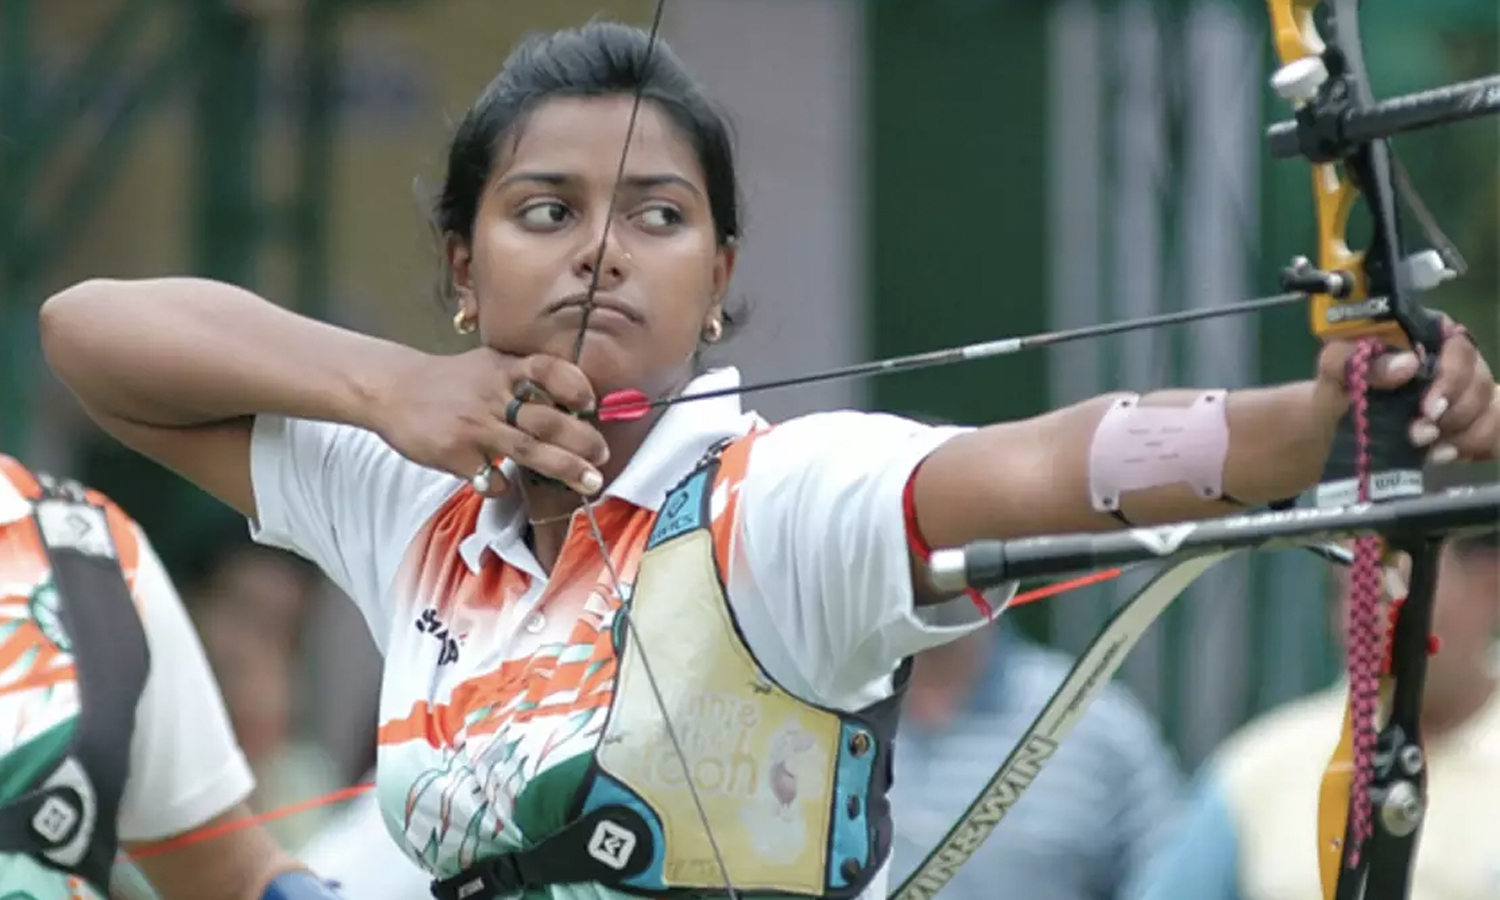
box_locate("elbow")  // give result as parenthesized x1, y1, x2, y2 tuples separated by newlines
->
(38, 278, 119, 383)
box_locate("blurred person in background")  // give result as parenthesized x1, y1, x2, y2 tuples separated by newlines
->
(36, 17, 1500, 900)
(1127, 463, 1500, 900)
(0, 454, 342, 899)
(184, 534, 346, 853)
(890, 624, 1182, 900)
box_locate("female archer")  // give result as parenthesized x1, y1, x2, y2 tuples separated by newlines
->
(37, 19, 1500, 900)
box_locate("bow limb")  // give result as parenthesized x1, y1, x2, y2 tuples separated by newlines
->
(564, 2, 743, 897)
(1265, 1, 1457, 897)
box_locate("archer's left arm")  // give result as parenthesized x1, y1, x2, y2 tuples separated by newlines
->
(909, 330, 1498, 553)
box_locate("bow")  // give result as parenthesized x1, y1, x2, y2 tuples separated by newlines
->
(1266, 1, 1461, 897)
(909, 1, 1498, 898)
(549, 1, 1499, 899)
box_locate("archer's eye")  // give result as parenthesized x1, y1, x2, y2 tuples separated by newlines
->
(636, 206, 684, 230)
(520, 202, 570, 229)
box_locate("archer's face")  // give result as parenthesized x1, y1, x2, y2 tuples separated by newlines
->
(447, 95, 734, 397)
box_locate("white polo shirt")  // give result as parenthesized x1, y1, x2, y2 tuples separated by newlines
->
(249, 366, 1007, 898)
(0, 460, 254, 898)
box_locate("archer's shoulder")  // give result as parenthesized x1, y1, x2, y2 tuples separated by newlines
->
(748, 408, 974, 455)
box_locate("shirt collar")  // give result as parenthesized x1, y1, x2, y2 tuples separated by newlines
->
(457, 367, 764, 574)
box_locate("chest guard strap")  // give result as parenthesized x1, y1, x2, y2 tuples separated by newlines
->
(0, 473, 150, 892)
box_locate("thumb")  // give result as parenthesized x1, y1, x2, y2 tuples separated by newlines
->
(1318, 341, 1421, 392)
(1317, 340, 1357, 389)
(1363, 349, 1422, 391)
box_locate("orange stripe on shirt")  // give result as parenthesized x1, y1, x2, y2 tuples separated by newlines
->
(376, 440, 778, 751)
(378, 492, 652, 750)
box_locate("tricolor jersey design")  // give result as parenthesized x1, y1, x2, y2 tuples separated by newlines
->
(374, 446, 745, 877)
(247, 366, 1011, 900)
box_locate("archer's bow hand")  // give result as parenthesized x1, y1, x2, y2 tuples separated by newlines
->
(1314, 314, 1498, 465)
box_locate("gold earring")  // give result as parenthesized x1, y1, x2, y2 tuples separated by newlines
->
(703, 318, 723, 343)
(453, 308, 477, 335)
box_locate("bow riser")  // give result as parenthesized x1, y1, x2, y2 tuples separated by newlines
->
(1266, 1, 1448, 897)
(1268, 0, 1414, 351)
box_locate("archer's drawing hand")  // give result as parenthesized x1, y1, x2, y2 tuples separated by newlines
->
(372, 349, 609, 497)
(1315, 314, 1498, 464)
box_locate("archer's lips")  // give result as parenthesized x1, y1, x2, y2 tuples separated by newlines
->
(546, 294, 645, 325)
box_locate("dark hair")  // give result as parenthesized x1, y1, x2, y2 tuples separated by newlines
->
(433, 20, 747, 357)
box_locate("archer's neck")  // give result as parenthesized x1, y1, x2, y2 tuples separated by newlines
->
(518, 415, 659, 573)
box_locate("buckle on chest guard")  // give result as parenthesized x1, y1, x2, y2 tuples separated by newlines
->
(586, 819, 637, 870)
(31, 794, 80, 846)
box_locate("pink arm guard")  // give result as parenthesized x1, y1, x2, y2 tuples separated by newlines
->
(1087, 390, 1230, 513)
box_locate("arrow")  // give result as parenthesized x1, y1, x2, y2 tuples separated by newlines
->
(588, 290, 1308, 423)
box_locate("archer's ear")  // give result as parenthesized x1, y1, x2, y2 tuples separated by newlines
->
(446, 234, 477, 310)
(712, 241, 738, 303)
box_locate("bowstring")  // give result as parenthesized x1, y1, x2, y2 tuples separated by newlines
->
(568, 3, 742, 896)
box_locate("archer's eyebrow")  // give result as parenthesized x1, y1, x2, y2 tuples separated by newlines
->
(496, 171, 703, 198)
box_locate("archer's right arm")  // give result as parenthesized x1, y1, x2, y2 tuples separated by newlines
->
(39, 277, 606, 510)
(38, 277, 421, 519)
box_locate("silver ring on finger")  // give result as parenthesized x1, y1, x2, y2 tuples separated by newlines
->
(470, 463, 496, 494)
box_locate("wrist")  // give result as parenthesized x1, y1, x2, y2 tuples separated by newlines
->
(1291, 378, 1344, 488)
(1309, 373, 1351, 433)
(1221, 381, 1340, 503)
(344, 342, 433, 438)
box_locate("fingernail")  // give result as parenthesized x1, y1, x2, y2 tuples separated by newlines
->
(1429, 443, 1458, 465)
(580, 469, 603, 495)
(1409, 421, 1439, 447)
(1388, 352, 1420, 378)
(1424, 394, 1449, 422)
